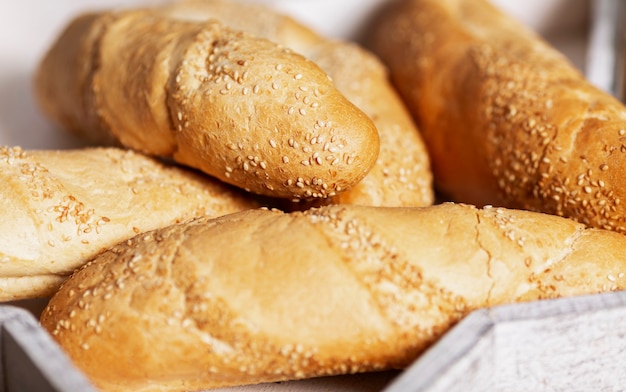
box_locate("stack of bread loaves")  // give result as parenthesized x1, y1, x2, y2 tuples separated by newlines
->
(9, 0, 626, 391)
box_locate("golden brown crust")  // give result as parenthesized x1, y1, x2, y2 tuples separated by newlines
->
(35, 8, 380, 200)
(369, 0, 626, 232)
(34, 13, 117, 145)
(306, 41, 433, 206)
(0, 146, 259, 301)
(162, 0, 434, 207)
(41, 203, 626, 390)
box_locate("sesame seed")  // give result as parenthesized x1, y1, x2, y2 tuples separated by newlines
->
(294, 73, 303, 80)
(282, 156, 289, 163)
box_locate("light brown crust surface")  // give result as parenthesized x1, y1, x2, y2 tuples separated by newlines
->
(369, 0, 626, 232)
(307, 41, 433, 206)
(162, 0, 434, 207)
(41, 203, 626, 391)
(0, 146, 258, 301)
(35, 8, 380, 200)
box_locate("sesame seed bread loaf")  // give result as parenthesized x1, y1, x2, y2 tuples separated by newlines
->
(160, 0, 434, 207)
(41, 203, 626, 391)
(34, 9, 380, 200)
(0, 146, 259, 301)
(369, 0, 626, 233)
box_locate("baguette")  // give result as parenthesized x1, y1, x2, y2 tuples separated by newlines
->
(161, 0, 434, 207)
(41, 202, 626, 391)
(0, 146, 259, 301)
(34, 9, 380, 200)
(369, 0, 626, 232)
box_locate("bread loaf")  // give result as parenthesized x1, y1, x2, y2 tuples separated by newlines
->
(41, 202, 626, 391)
(34, 8, 380, 200)
(369, 0, 626, 233)
(0, 146, 258, 301)
(161, 0, 434, 207)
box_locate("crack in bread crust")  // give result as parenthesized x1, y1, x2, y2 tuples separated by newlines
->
(303, 206, 467, 358)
